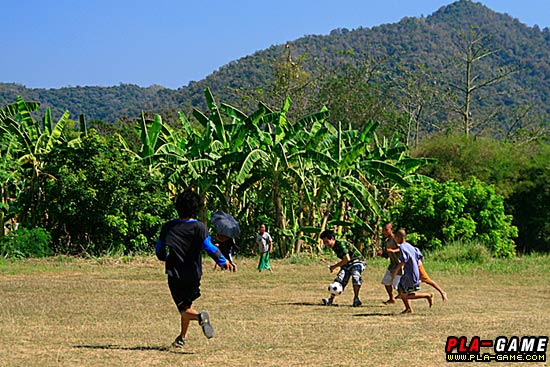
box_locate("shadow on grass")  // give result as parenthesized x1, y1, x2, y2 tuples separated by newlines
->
(73, 344, 194, 354)
(352, 312, 398, 317)
(283, 302, 386, 308)
(283, 301, 332, 307)
(280, 301, 371, 307)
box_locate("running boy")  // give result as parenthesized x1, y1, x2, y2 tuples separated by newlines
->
(156, 189, 228, 348)
(377, 222, 402, 304)
(320, 230, 366, 307)
(391, 229, 434, 314)
(385, 232, 448, 303)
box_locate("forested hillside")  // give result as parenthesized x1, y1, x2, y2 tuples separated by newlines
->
(2, 0, 549, 258)
(1, 0, 549, 134)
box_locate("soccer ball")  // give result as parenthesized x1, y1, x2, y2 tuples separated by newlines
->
(328, 282, 343, 296)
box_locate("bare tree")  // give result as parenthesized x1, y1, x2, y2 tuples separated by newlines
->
(443, 28, 520, 137)
(392, 64, 443, 147)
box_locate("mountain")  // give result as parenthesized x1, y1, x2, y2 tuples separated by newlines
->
(1, 0, 549, 130)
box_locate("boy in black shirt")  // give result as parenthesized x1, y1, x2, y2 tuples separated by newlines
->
(156, 189, 228, 348)
(320, 230, 366, 307)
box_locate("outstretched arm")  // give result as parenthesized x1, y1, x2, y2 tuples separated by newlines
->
(203, 236, 228, 268)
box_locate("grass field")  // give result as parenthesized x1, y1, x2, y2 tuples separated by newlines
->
(0, 255, 549, 367)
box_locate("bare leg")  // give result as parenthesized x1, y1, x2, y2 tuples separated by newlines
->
(398, 289, 413, 313)
(352, 284, 362, 306)
(383, 285, 396, 304)
(406, 292, 434, 309)
(353, 284, 361, 298)
(425, 279, 448, 302)
(419, 265, 447, 302)
(180, 307, 200, 339)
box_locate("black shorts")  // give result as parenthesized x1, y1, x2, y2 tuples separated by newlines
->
(399, 283, 421, 295)
(168, 276, 201, 312)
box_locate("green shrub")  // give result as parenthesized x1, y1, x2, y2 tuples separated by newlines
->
(429, 239, 492, 264)
(31, 132, 173, 256)
(391, 178, 517, 257)
(0, 227, 52, 259)
(414, 135, 550, 254)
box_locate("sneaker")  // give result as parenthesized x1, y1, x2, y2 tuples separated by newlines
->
(172, 335, 185, 348)
(322, 297, 333, 306)
(199, 311, 214, 339)
(352, 298, 362, 307)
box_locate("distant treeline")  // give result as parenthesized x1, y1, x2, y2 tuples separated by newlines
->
(1, 0, 549, 134)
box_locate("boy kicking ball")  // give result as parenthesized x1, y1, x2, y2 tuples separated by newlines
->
(391, 229, 433, 314)
(155, 189, 229, 348)
(320, 230, 366, 307)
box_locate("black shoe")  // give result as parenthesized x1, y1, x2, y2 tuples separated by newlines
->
(322, 297, 333, 306)
(352, 298, 362, 307)
(199, 311, 214, 339)
(172, 335, 186, 348)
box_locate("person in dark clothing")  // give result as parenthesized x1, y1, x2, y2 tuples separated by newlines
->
(320, 229, 366, 307)
(156, 189, 228, 348)
(213, 233, 238, 272)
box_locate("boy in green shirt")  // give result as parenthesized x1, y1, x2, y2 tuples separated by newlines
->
(320, 230, 366, 307)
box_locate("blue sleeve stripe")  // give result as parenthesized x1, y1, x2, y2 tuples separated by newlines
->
(155, 238, 167, 261)
(203, 235, 218, 253)
(203, 236, 227, 266)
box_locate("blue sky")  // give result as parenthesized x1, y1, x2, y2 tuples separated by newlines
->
(1, 0, 548, 90)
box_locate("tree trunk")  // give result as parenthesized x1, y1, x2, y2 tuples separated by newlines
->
(464, 56, 473, 137)
(337, 198, 347, 235)
(273, 180, 288, 257)
(294, 200, 305, 254)
(318, 210, 330, 253)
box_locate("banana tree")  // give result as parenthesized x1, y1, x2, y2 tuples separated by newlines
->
(0, 101, 33, 233)
(126, 89, 247, 219)
(0, 97, 72, 226)
(303, 121, 377, 231)
(124, 89, 433, 257)
(299, 117, 435, 254)
(0, 135, 22, 235)
(227, 98, 333, 255)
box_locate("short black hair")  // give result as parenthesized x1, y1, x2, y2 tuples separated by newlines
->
(320, 229, 335, 240)
(395, 228, 406, 238)
(174, 189, 203, 218)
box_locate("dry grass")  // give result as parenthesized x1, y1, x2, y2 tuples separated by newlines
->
(0, 256, 549, 367)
